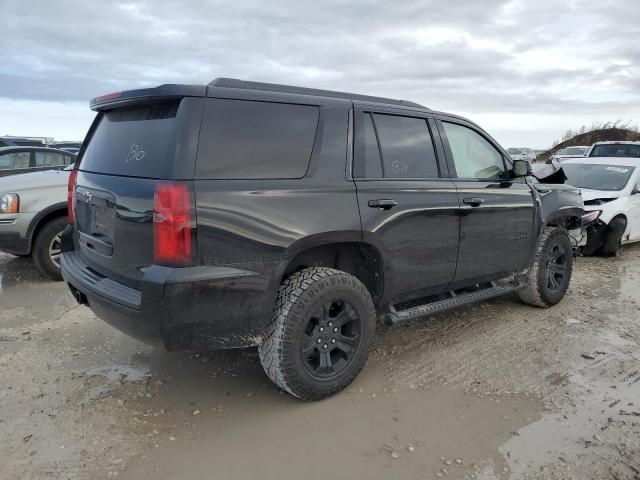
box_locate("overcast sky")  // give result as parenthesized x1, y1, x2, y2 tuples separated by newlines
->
(2, 0, 638, 148)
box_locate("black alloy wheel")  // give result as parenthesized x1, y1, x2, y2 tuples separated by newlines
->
(301, 300, 362, 379)
(545, 242, 569, 291)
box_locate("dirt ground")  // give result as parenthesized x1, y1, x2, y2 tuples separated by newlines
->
(1, 246, 639, 480)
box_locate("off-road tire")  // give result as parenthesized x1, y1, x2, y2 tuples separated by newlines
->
(518, 227, 573, 307)
(599, 217, 626, 257)
(258, 267, 376, 401)
(32, 216, 67, 281)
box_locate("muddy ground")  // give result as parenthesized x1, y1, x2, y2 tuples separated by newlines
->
(1, 246, 639, 480)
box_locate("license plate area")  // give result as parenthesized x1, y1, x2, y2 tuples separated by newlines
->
(75, 187, 116, 257)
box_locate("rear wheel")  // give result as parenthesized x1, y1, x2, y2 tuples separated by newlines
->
(259, 267, 376, 401)
(518, 227, 573, 307)
(599, 217, 626, 257)
(32, 216, 67, 281)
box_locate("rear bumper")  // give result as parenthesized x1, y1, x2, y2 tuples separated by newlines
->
(61, 250, 274, 351)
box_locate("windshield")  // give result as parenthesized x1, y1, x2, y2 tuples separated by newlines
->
(563, 163, 635, 191)
(589, 143, 640, 158)
(507, 148, 523, 154)
(558, 147, 587, 156)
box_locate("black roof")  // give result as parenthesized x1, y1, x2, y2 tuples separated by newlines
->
(209, 78, 427, 109)
(90, 77, 428, 111)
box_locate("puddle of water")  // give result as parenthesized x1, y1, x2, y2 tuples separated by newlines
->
(502, 372, 640, 478)
(96, 351, 542, 480)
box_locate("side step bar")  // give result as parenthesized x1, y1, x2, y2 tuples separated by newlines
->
(383, 280, 524, 326)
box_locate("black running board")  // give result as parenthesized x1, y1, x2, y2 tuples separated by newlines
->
(383, 280, 524, 325)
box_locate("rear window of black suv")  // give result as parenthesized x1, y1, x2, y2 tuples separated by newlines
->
(196, 99, 319, 179)
(80, 101, 180, 179)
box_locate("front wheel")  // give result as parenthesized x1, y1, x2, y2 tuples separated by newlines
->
(518, 227, 573, 307)
(259, 267, 376, 401)
(598, 217, 626, 257)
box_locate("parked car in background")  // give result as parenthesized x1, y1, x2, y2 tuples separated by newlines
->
(0, 136, 51, 147)
(563, 158, 640, 256)
(59, 147, 80, 154)
(0, 146, 75, 177)
(0, 165, 71, 279)
(49, 141, 82, 154)
(507, 147, 537, 163)
(61, 78, 583, 401)
(586, 141, 640, 158)
(550, 146, 589, 162)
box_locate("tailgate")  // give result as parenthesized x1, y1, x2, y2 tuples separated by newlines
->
(72, 97, 202, 288)
(74, 173, 159, 288)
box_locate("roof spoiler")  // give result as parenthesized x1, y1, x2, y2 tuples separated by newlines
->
(90, 84, 206, 111)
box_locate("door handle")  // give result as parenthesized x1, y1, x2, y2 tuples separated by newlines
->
(368, 199, 398, 210)
(463, 197, 485, 207)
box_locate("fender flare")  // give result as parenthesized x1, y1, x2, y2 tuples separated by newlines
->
(25, 202, 68, 247)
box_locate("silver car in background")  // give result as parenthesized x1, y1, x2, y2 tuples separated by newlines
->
(0, 165, 71, 280)
(507, 147, 537, 163)
(550, 146, 589, 162)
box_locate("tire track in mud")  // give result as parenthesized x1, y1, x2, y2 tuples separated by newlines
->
(371, 246, 640, 406)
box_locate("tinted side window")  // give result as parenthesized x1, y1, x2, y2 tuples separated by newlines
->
(353, 113, 383, 178)
(442, 122, 505, 179)
(373, 114, 439, 178)
(197, 99, 319, 179)
(35, 151, 66, 167)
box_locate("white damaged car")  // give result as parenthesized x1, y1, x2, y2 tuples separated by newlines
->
(562, 158, 640, 256)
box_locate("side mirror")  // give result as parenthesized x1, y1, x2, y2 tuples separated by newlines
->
(512, 159, 532, 177)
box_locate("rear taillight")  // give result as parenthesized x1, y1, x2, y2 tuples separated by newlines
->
(67, 170, 78, 224)
(153, 183, 192, 266)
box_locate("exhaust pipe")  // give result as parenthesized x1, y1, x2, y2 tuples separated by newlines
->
(75, 291, 88, 305)
(69, 285, 88, 305)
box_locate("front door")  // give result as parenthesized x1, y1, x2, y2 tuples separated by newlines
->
(437, 118, 535, 286)
(353, 108, 460, 304)
(629, 173, 640, 241)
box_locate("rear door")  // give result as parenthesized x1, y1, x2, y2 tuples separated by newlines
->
(353, 106, 459, 304)
(437, 118, 535, 285)
(73, 98, 203, 288)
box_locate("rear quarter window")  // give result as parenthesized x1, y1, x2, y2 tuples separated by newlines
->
(79, 102, 180, 179)
(196, 99, 319, 179)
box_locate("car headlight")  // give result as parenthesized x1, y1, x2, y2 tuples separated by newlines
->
(581, 210, 601, 225)
(0, 193, 19, 213)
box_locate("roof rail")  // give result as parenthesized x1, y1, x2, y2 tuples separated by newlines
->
(209, 78, 427, 109)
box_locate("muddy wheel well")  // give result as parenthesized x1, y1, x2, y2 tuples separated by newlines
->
(283, 242, 384, 306)
(547, 215, 581, 230)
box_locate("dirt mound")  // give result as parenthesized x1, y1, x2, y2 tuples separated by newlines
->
(538, 128, 640, 162)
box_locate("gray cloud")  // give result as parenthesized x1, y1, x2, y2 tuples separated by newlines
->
(1, 0, 639, 124)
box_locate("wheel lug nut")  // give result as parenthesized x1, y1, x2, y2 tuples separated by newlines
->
(323, 344, 328, 349)
(333, 327, 338, 333)
(319, 327, 324, 332)
(331, 338, 336, 344)
(328, 322, 333, 327)
(317, 338, 322, 344)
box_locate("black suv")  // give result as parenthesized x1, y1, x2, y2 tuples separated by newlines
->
(61, 78, 583, 400)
